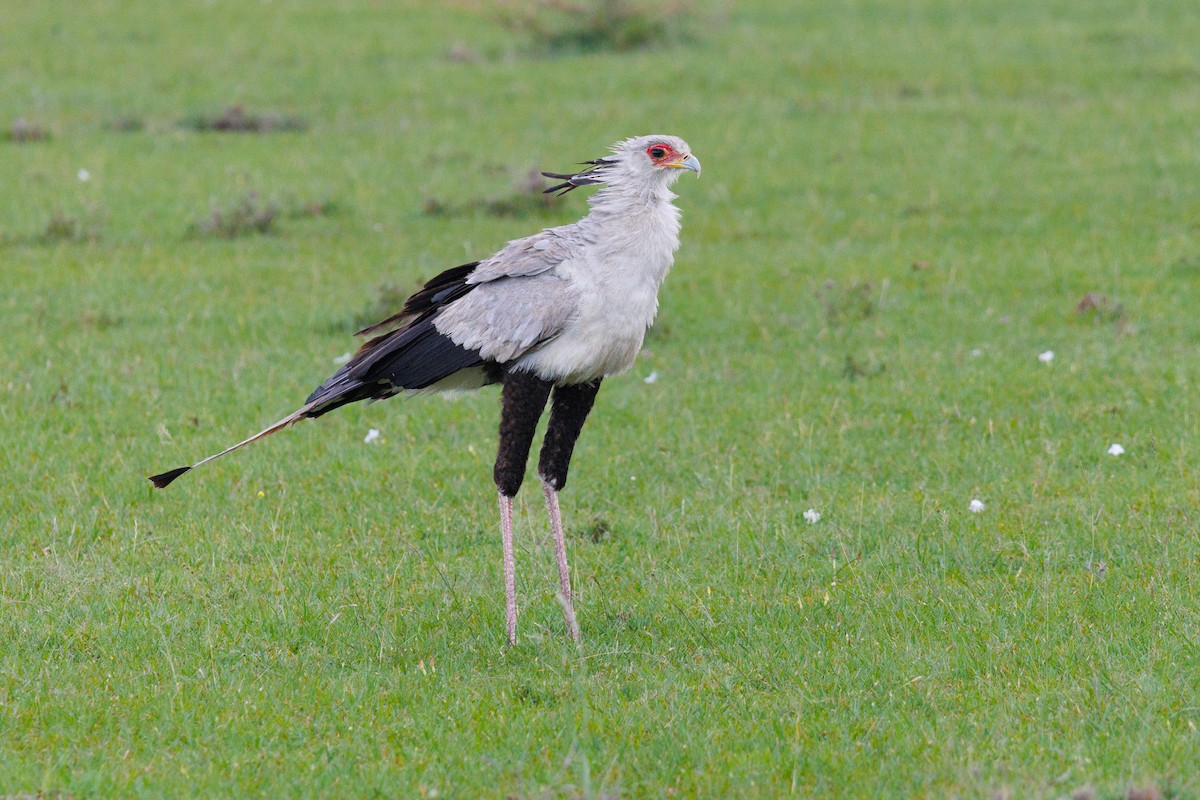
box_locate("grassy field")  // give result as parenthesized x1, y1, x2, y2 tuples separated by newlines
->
(3, 0, 1200, 796)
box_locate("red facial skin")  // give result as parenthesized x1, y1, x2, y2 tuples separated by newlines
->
(645, 143, 676, 165)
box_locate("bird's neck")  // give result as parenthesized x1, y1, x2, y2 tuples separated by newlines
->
(580, 181, 682, 257)
(588, 177, 678, 211)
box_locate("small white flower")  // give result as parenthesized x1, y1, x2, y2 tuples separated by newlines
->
(77, 168, 91, 182)
(333, 352, 351, 365)
(1107, 443, 1125, 456)
(643, 371, 659, 384)
(970, 348, 982, 358)
(968, 499, 986, 513)
(363, 428, 381, 444)
(803, 508, 821, 524)
(1038, 350, 1054, 363)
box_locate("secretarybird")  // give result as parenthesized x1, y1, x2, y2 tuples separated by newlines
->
(150, 134, 701, 645)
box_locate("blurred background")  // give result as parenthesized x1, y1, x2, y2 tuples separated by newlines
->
(2, 1, 1199, 796)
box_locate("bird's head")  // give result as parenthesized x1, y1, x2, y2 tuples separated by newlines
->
(543, 135, 701, 196)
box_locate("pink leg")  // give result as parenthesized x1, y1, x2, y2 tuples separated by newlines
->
(499, 492, 517, 646)
(543, 480, 578, 640)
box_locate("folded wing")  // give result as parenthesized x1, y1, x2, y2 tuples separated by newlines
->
(304, 245, 579, 417)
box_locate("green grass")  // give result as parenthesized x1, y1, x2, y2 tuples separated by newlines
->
(2, 0, 1200, 796)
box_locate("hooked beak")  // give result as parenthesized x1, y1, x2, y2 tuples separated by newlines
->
(670, 153, 702, 175)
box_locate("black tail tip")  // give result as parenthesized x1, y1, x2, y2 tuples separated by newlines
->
(148, 466, 191, 489)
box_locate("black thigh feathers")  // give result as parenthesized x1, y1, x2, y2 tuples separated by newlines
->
(494, 372, 602, 498)
(538, 380, 601, 491)
(494, 371, 554, 497)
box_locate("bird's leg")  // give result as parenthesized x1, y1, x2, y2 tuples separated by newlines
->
(498, 492, 517, 646)
(538, 380, 602, 641)
(541, 481, 577, 641)
(494, 370, 553, 646)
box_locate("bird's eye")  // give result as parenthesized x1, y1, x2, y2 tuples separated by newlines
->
(648, 145, 668, 160)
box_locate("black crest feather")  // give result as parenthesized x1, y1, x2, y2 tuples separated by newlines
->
(542, 157, 615, 196)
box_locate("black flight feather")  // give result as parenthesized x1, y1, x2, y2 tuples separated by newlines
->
(303, 318, 486, 418)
